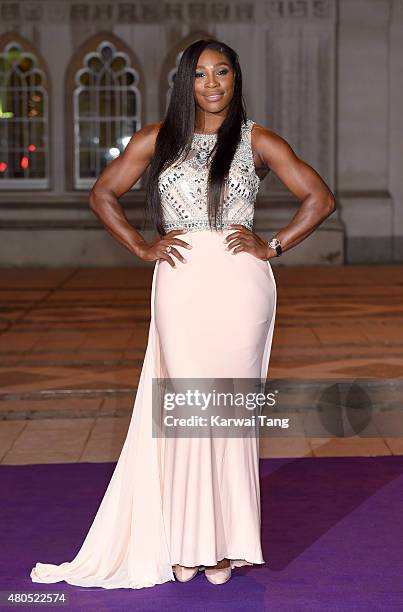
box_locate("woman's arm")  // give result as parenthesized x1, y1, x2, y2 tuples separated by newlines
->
(88, 123, 191, 267)
(88, 123, 160, 256)
(251, 123, 336, 256)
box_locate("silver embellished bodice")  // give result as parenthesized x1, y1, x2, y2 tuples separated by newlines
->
(158, 119, 260, 233)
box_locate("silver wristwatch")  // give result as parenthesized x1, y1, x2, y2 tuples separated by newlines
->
(267, 237, 282, 257)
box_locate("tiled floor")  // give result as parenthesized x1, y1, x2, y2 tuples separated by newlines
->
(0, 265, 402, 463)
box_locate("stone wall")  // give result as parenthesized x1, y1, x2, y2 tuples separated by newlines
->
(0, 0, 401, 266)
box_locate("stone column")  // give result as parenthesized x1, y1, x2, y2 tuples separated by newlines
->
(337, 0, 394, 263)
(256, 0, 344, 265)
(389, 0, 403, 261)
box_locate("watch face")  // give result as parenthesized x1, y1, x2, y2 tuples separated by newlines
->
(268, 238, 282, 256)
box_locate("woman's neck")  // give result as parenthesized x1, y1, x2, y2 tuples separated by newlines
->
(194, 114, 226, 135)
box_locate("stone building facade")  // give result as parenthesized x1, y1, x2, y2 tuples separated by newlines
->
(0, 0, 401, 266)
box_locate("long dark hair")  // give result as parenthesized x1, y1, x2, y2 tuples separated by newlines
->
(144, 39, 247, 236)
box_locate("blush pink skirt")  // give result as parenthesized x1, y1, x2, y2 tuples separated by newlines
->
(30, 228, 277, 589)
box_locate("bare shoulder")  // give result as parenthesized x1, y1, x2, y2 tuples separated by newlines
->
(251, 122, 293, 152)
(118, 122, 163, 166)
(251, 122, 299, 167)
(126, 122, 162, 154)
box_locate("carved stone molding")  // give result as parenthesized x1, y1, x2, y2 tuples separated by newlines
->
(265, 16, 336, 191)
(0, 1, 255, 24)
(0, 1, 336, 25)
(267, 0, 335, 20)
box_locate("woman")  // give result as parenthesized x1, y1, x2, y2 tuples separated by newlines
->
(30, 39, 335, 589)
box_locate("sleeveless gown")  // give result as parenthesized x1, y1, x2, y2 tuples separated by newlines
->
(30, 118, 277, 589)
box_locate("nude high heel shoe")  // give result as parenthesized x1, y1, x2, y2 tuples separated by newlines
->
(173, 564, 199, 582)
(204, 559, 232, 585)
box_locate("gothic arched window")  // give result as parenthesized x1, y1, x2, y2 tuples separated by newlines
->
(73, 40, 141, 189)
(0, 41, 49, 188)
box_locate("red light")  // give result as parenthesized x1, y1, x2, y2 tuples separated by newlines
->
(20, 156, 29, 169)
(0, 162, 7, 172)
(28, 144, 36, 152)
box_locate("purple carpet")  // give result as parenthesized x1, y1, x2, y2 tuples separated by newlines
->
(1, 456, 402, 611)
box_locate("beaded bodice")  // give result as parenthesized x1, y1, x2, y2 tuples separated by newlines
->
(158, 119, 260, 233)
